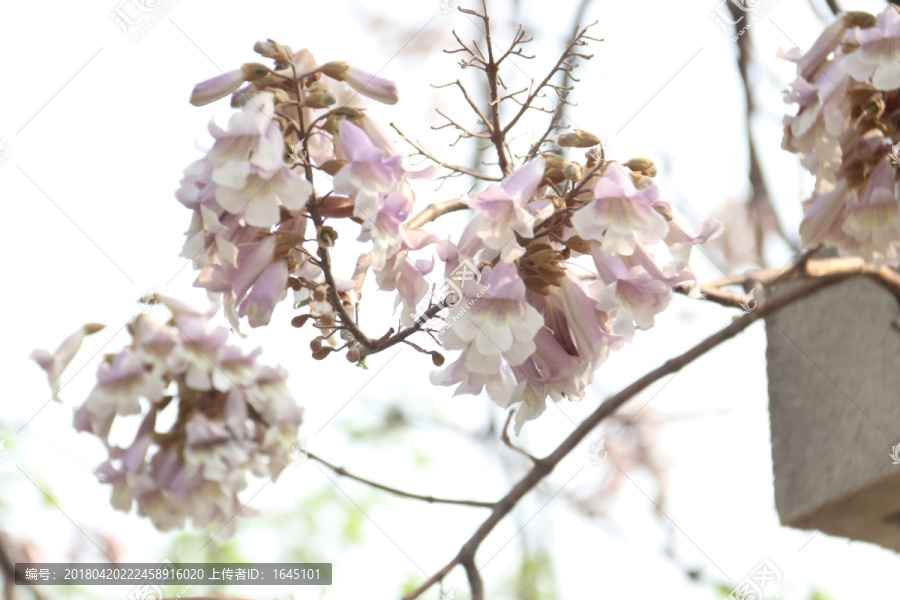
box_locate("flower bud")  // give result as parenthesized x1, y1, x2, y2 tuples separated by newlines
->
(312, 286, 328, 303)
(558, 130, 601, 148)
(312, 347, 332, 360)
(241, 62, 271, 81)
(563, 162, 584, 181)
(624, 157, 657, 177)
(310, 336, 324, 352)
(253, 40, 279, 58)
(346, 346, 361, 363)
(318, 312, 335, 327)
(317, 225, 338, 248)
(301, 90, 337, 108)
(253, 40, 293, 63)
(630, 172, 653, 190)
(291, 314, 312, 328)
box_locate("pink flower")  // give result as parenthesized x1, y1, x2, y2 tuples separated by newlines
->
(215, 168, 311, 228)
(319, 61, 399, 105)
(31, 324, 104, 400)
(460, 158, 552, 263)
(334, 120, 407, 225)
(842, 158, 900, 260)
(74, 349, 166, 441)
(594, 266, 672, 338)
(190, 68, 248, 107)
(432, 262, 544, 406)
(56, 299, 306, 537)
(571, 163, 669, 256)
(360, 192, 413, 270)
(189, 63, 271, 106)
(238, 260, 289, 328)
(207, 93, 283, 188)
(843, 7, 900, 90)
(512, 275, 615, 432)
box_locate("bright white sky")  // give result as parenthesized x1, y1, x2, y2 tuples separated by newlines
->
(1, 0, 899, 598)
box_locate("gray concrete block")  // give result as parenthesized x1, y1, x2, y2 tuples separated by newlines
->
(765, 275, 900, 552)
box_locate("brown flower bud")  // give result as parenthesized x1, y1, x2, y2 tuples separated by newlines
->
(844, 11, 876, 29)
(563, 162, 584, 181)
(630, 172, 653, 190)
(317, 225, 338, 248)
(240, 63, 271, 82)
(558, 130, 601, 148)
(291, 314, 313, 328)
(318, 61, 350, 79)
(83, 323, 106, 335)
(346, 346, 361, 363)
(312, 347, 332, 360)
(253, 40, 293, 63)
(624, 157, 657, 177)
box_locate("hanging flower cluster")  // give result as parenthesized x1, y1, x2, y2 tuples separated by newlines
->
(781, 7, 900, 265)
(180, 43, 425, 336)
(32, 296, 303, 536)
(178, 39, 718, 434)
(431, 157, 719, 432)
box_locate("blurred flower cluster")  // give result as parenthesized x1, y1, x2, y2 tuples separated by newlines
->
(32, 296, 302, 536)
(782, 7, 900, 265)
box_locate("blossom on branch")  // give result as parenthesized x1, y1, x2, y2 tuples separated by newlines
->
(782, 6, 900, 265)
(34, 296, 304, 537)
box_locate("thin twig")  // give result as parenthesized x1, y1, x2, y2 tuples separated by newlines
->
(500, 410, 539, 462)
(391, 123, 502, 182)
(434, 80, 494, 132)
(309, 453, 495, 508)
(501, 22, 597, 137)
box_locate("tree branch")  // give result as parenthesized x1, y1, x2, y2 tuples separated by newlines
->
(403, 274, 845, 599)
(407, 198, 468, 229)
(391, 122, 502, 182)
(481, 0, 512, 175)
(309, 452, 495, 508)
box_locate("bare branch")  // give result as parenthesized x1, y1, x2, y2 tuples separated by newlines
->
(481, 4, 512, 175)
(310, 453, 495, 508)
(432, 80, 494, 132)
(407, 198, 468, 229)
(391, 123, 502, 182)
(433, 109, 492, 139)
(500, 410, 539, 462)
(501, 22, 598, 137)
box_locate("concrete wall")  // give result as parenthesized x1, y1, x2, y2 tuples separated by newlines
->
(765, 276, 900, 552)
